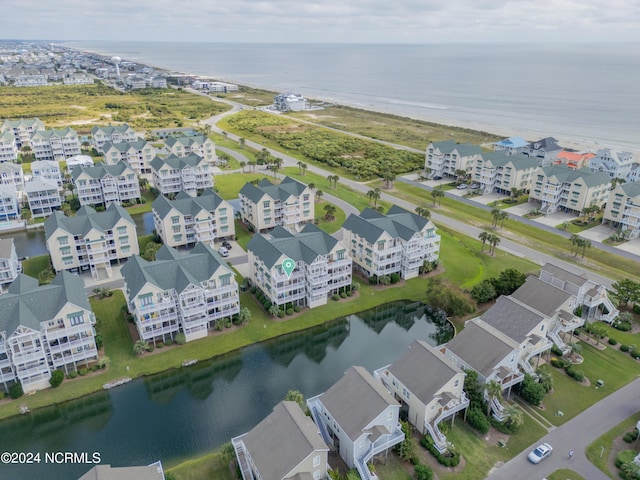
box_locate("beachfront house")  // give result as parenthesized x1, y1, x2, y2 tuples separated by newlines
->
(0, 162, 24, 193)
(493, 136, 529, 155)
(472, 152, 538, 195)
(239, 176, 314, 233)
(247, 223, 352, 309)
(528, 165, 611, 215)
(91, 124, 138, 153)
(150, 154, 213, 198)
(441, 319, 524, 420)
(339, 205, 440, 281)
(121, 243, 240, 344)
(539, 263, 618, 322)
(527, 137, 562, 163)
(152, 190, 235, 248)
(72, 161, 141, 207)
(25, 178, 62, 219)
(307, 366, 404, 478)
(0, 238, 21, 292)
(0, 185, 19, 223)
(553, 151, 596, 170)
(164, 134, 216, 165)
(589, 148, 635, 179)
(0, 272, 98, 394)
(45, 204, 139, 278)
(30, 127, 81, 162)
(374, 340, 468, 453)
(603, 182, 640, 239)
(0, 130, 18, 163)
(0, 118, 45, 149)
(103, 139, 156, 175)
(232, 401, 330, 480)
(31, 160, 63, 187)
(425, 140, 482, 180)
(274, 93, 308, 111)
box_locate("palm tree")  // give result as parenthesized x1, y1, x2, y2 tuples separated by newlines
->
(239, 137, 245, 149)
(431, 187, 444, 206)
(297, 161, 305, 174)
(240, 161, 247, 173)
(535, 366, 553, 393)
(248, 159, 257, 172)
(498, 211, 509, 228)
(301, 163, 308, 175)
(222, 131, 228, 141)
(268, 304, 280, 317)
(383, 172, 396, 189)
(138, 177, 149, 192)
(489, 234, 501, 255)
(510, 187, 524, 201)
(485, 380, 503, 417)
(327, 174, 333, 188)
(133, 340, 150, 355)
(308, 183, 316, 192)
(315, 189, 323, 203)
(367, 189, 376, 205)
(203, 123, 212, 136)
(578, 238, 591, 257)
(611, 177, 626, 189)
(332, 175, 340, 189)
(478, 231, 491, 252)
(415, 206, 431, 219)
(271, 157, 283, 178)
(491, 208, 502, 227)
(323, 204, 336, 221)
(569, 234, 580, 254)
(503, 404, 524, 430)
(372, 187, 381, 205)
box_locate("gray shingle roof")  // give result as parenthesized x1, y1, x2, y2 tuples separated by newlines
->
(165, 134, 208, 148)
(31, 127, 77, 140)
(388, 340, 463, 405)
(242, 401, 328, 480)
(44, 203, 135, 241)
(480, 152, 537, 170)
(480, 296, 545, 344)
(103, 139, 148, 152)
(240, 176, 307, 204)
(0, 238, 15, 259)
(541, 263, 589, 287)
(342, 205, 430, 244)
(25, 178, 58, 193)
(539, 165, 610, 187)
(121, 242, 233, 298)
(152, 190, 227, 219)
(510, 276, 572, 318)
(247, 223, 339, 269)
(71, 161, 132, 181)
(78, 464, 165, 480)
(0, 162, 22, 174)
(150, 153, 206, 172)
(319, 366, 398, 442)
(620, 182, 640, 198)
(445, 319, 519, 378)
(529, 137, 561, 151)
(0, 271, 89, 334)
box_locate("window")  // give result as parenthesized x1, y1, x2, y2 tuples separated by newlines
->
(140, 293, 153, 306)
(263, 201, 270, 208)
(402, 387, 410, 399)
(313, 455, 320, 467)
(67, 312, 85, 326)
(337, 250, 345, 260)
(60, 246, 71, 256)
(171, 216, 180, 225)
(119, 236, 129, 245)
(454, 379, 459, 388)
(117, 226, 127, 235)
(313, 470, 320, 480)
(220, 274, 231, 286)
(57, 236, 69, 245)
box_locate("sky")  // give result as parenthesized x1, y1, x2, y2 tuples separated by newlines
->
(3, 0, 640, 43)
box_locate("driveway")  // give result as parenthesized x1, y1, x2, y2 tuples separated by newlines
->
(531, 211, 575, 228)
(579, 225, 616, 242)
(617, 238, 640, 256)
(504, 203, 535, 216)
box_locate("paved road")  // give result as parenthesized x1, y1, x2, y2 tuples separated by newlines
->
(487, 377, 640, 480)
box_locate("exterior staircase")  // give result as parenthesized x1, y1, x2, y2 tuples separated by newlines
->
(231, 436, 253, 480)
(307, 396, 333, 447)
(485, 391, 505, 421)
(548, 326, 571, 355)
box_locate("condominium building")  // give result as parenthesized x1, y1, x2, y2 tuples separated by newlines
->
(72, 161, 141, 207)
(239, 176, 314, 233)
(472, 152, 538, 194)
(14, 74, 48, 87)
(30, 127, 81, 162)
(121, 243, 240, 344)
(45, 204, 139, 278)
(0, 238, 21, 291)
(103, 139, 156, 175)
(0, 162, 24, 192)
(589, 148, 635, 179)
(0, 185, 19, 222)
(0, 118, 45, 149)
(31, 160, 62, 187)
(150, 154, 213, 197)
(0, 131, 18, 163)
(529, 165, 611, 215)
(153, 190, 235, 248)
(340, 205, 440, 280)
(274, 93, 308, 112)
(247, 223, 352, 309)
(0, 272, 98, 394)
(425, 140, 482, 179)
(91, 124, 138, 153)
(165, 134, 216, 164)
(603, 182, 640, 239)
(25, 178, 62, 219)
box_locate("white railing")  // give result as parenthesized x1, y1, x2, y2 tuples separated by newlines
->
(549, 326, 571, 354)
(307, 396, 333, 447)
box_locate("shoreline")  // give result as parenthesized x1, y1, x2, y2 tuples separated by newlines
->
(61, 43, 640, 156)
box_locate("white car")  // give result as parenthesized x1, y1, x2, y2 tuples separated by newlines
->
(456, 184, 468, 190)
(218, 247, 229, 258)
(528, 443, 553, 464)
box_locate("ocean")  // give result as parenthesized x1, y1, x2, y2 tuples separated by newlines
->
(64, 41, 640, 151)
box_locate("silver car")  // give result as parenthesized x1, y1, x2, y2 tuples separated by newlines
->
(528, 443, 553, 464)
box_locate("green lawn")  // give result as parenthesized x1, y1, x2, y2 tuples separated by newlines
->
(214, 172, 272, 200)
(548, 469, 586, 480)
(595, 321, 640, 346)
(22, 254, 51, 278)
(586, 411, 640, 478)
(125, 190, 157, 215)
(166, 451, 235, 480)
(234, 219, 252, 250)
(374, 454, 412, 480)
(315, 200, 346, 234)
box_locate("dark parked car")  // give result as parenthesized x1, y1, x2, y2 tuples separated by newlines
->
(222, 241, 232, 249)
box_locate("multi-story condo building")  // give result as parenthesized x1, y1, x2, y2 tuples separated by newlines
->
(30, 127, 81, 162)
(239, 176, 314, 233)
(604, 182, 640, 239)
(31, 160, 62, 187)
(232, 401, 330, 480)
(153, 190, 235, 248)
(14, 74, 48, 87)
(0, 131, 18, 163)
(45, 203, 139, 278)
(150, 154, 213, 198)
(0, 118, 45, 149)
(0, 238, 21, 292)
(589, 148, 635, 179)
(554, 151, 595, 170)
(72, 161, 141, 207)
(103, 139, 156, 175)
(274, 93, 308, 112)
(472, 152, 538, 194)
(25, 178, 62, 219)
(340, 205, 440, 281)
(0, 271, 98, 394)
(247, 223, 352, 309)
(0, 162, 24, 192)
(493, 136, 529, 155)
(91, 124, 138, 153)
(425, 140, 483, 179)
(0, 185, 19, 222)
(165, 135, 216, 164)
(121, 243, 240, 344)
(529, 165, 611, 215)
(527, 137, 562, 163)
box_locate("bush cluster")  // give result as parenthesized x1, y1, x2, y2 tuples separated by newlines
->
(623, 429, 639, 443)
(466, 407, 490, 434)
(609, 338, 619, 345)
(565, 365, 585, 382)
(420, 435, 461, 467)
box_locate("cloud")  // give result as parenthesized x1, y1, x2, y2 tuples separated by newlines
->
(3, 0, 639, 42)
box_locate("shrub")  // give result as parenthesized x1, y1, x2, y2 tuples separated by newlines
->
(90, 364, 99, 372)
(390, 273, 400, 284)
(614, 321, 632, 332)
(609, 338, 619, 345)
(49, 369, 64, 388)
(249, 286, 257, 294)
(466, 407, 490, 434)
(9, 383, 23, 399)
(156, 341, 164, 348)
(410, 454, 420, 465)
(286, 308, 294, 315)
(277, 310, 285, 318)
(340, 292, 347, 298)
(94, 334, 104, 349)
(519, 373, 546, 406)
(634, 304, 640, 315)
(616, 450, 638, 468)
(147, 345, 155, 353)
(565, 365, 585, 382)
(346, 290, 353, 297)
(293, 305, 301, 313)
(414, 464, 433, 480)
(550, 357, 567, 368)
(420, 435, 461, 467)
(175, 332, 186, 345)
(68, 371, 78, 379)
(165, 338, 173, 346)
(78, 368, 88, 376)
(332, 294, 340, 301)
(623, 429, 638, 443)
(551, 344, 564, 356)
(620, 344, 630, 352)
(630, 348, 640, 359)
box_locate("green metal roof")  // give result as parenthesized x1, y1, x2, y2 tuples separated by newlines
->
(150, 153, 207, 172)
(540, 165, 611, 187)
(342, 205, 430, 244)
(44, 203, 135, 240)
(152, 190, 227, 219)
(71, 161, 133, 181)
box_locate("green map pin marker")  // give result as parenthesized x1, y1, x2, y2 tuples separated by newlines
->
(282, 258, 295, 279)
